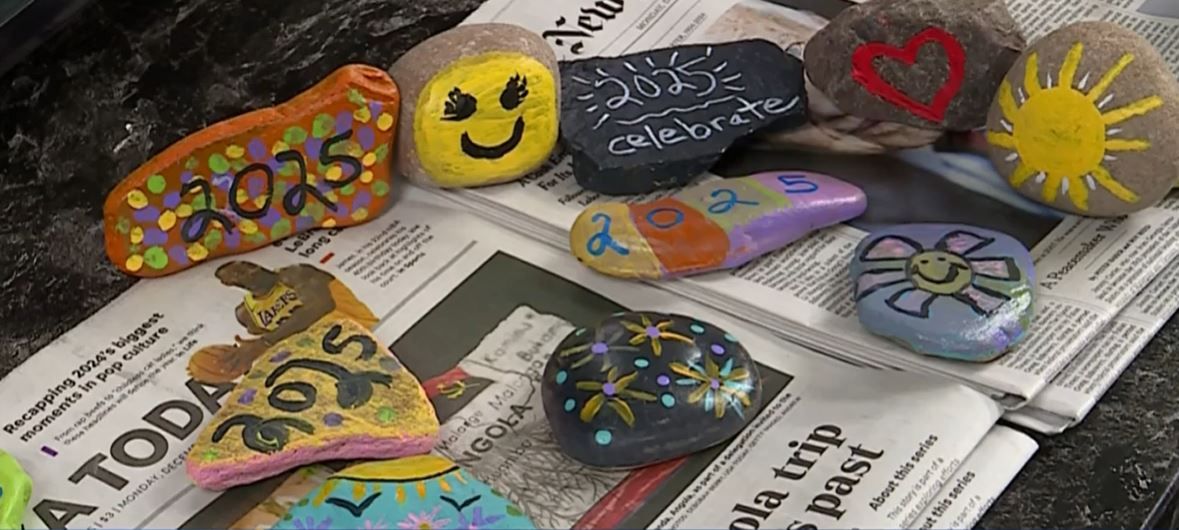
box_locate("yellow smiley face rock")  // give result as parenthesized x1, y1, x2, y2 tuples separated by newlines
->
(390, 23, 559, 188)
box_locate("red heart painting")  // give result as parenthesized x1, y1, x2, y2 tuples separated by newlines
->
(851, 27, 966, 124)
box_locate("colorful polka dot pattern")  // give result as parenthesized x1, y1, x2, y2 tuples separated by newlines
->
(103, 65, 399, 277)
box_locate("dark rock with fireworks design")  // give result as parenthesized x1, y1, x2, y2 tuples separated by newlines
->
(540, 311, 762, 468)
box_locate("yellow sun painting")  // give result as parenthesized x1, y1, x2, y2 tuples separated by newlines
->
(986, 43, 1164, 212)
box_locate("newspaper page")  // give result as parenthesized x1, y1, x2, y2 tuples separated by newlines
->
(910, 425, 1038, 530)
(441, 0, 1179, 409)
(3, 195, 1010, 529)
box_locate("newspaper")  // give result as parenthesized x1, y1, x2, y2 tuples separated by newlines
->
(437, 0, 1179, 420)
(1, 194, 1034, 529)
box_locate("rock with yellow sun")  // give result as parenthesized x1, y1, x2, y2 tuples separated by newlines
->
(986, 21, 1179, 217)
(388, 24, 559, 189)
(851, 224, 1035, 362)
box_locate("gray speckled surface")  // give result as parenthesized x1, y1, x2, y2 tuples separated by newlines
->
(1, 0, 1178, 527)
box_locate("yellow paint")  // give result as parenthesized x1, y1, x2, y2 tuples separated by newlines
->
(187, 243, 209, 261)
(322, 218, 337, 228)
(326, 166, 343, 182)
(253, 194, 269, 209)
(130, 226, 144, 244)
(569, 203, 662, 279)
(413, 52, 558, 187)
(240, 220, 259, 235)
(353, 106, 372, 123)
(176, 204, 193, 218)
(125, 255, 144, 272)
(126, 190, 148, 209)
(271, 141, 290, 155)
(987, 43, 1159, 211)
(360, 170, 374, 184)
(377, 113, 394, 131)
(226, 145, 245, 159)
(908, 251, 972, 295)
(158, 210, 177, 231)
(362, 152, 377, 167)
(236, 188, 250, 204)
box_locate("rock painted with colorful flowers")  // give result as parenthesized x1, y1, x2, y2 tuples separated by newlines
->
(569, 171, 866, 280)
(850, 224, 1035, 362)
(103, 64, 399, 278)
(270, 455, 536, 530)
(541, 311, 762, 468)
(186, 318, 439, 490)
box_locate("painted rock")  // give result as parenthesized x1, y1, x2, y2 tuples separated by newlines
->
(570, 171, 865, 279)
(560, 40, 807, 195)
(0, 450, 31, 530)
(985, 21, 1179, 217)
(271, 455, 535, 530)
(186, 318, 439, 490)
(541, 312, 762, 468)
(804, 0, 1025, 130)
(389, 23, 559, 188)
(851, 224, 1034, 362)
(103, 65, 399, 278)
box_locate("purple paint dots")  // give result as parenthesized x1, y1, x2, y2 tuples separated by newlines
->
(267, 158, 283, 173)
(369, 101, 383, 116)
(260, 207, 282, 228)
(168, 246, 190, 267)
(645, 326, 660, 338)
(710, 379, 720, 390)
(143, 228, 168, 246)
(353, 191, 372, 209)
(270, 350, 291, 363)
(225, 229, 241, 249)
(324, 413, 343, 426)
(237, 389, 257, 404)
(163, 191, 181, 209)
(710, 344, 726, 356)
(335, 111, 353, 134)
(248, 138, 268, 161)
(133, 206, 160, 223)
(212, 174, 233, 191)
(358, 126, 375, 150)
(657, 374, 671, 386)
(296, 216, 313, 231)
(247, 175, 265, 197)
(591, 342, 608, 355)
(316, 181, 332, 195)
(602, 383, 617, 396)
(304, 138, 323, 159)
(180, 171, 194, 184)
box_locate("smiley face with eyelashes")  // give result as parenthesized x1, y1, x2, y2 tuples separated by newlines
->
(411, 52, 559, 187)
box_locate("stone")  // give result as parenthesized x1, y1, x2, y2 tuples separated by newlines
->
(984, 21, 1179, 217)
(0, 450, 31, 530)
(804, 0, 1025, 130)
(187, 261, 379, 384)
(560, 40, 807, 195)
(569, 171, 866, 279)
(850, 224, 1034, 362)
(541, 311, 762, 468)
(103, 64, 400, 278)
(271, 455, 535, 530)
(388, 23, 559, 189)
(186, 318, 439, 490)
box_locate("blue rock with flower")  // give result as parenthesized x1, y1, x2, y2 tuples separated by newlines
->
(541, 311, 762, 468)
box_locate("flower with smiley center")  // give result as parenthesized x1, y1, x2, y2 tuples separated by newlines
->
(855, 230, 1023, 318)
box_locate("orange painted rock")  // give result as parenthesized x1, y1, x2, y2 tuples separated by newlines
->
(103, 65, 400, 277)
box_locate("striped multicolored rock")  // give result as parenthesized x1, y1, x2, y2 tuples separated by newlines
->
(569, 171, 866, 279)
(103, 64, 399, 278)
(186, 318, 439, 490)
(271, 455, 535, 530)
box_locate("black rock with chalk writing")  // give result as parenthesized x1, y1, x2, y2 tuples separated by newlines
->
(559, 40, 807, 195)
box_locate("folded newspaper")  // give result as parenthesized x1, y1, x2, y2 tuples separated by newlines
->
(1, 194, 1036, 529)
(434, 0, 1179, 433)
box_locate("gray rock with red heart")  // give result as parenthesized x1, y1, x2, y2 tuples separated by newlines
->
(804, 0, 1026, 131)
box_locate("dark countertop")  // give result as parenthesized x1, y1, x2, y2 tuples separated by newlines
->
(1, 0, 1178, 527)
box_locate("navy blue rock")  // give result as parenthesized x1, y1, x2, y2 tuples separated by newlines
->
(541, 311, 762, 468)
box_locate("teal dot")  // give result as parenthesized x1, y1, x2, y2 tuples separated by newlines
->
(661, 393, 676, 408)
(574, 328, 586, 336)
(724, 333, 739, 343)
(564, 398, 576, 412)
(556, 370, 568, 384)
(634, 357, 650, 369)
(594, 429, 613, 445)
(690, 323, 706, 334)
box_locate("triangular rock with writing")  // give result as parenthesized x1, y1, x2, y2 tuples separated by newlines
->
(186, 318, 439, 490)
